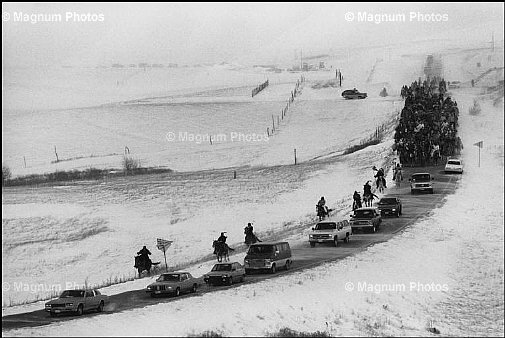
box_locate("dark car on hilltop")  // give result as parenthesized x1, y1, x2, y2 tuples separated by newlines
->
(342, 88, 367, 99)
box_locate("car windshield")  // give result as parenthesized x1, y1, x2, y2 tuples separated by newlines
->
(157, 274, 180, 282)
(247, 245, 274, 255)
(315, 223, 336, 230)
(447, 160, 460, 165)
(412, 174, 431, 182)
(379, 198, 397, 204)
(212, 264, 232, 271)
(354, 210, 374, 218)
(60, 290, 84, 298)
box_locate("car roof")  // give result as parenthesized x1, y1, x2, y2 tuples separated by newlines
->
(161, 271, 187, 275)
(447, 158, 461, 161)
(412, 172, 430, 176)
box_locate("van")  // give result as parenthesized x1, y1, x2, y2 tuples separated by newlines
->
(244, 241, 292, 274)
(409, 172, 434, 194)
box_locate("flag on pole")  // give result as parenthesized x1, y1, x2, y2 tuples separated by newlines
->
(473, 141, 483, 148)
(156, 238, 173, 251)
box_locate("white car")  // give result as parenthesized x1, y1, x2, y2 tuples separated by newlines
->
(445, 158, 463, 174)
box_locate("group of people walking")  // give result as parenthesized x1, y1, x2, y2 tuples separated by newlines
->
(396, 77, 462, 166)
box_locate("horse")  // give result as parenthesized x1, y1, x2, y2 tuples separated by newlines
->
(316, 205, 333, 221)
(244, 231, 261, 245)
(376, 176, 385, 193)
(212, 240, 234, 262)
(363, 193, 376, 207)
(134, 255, 161, 278)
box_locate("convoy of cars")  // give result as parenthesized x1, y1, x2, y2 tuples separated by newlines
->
(43, 165, 463, 318)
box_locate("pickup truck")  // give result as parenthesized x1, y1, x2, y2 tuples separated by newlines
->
(309, 220, 352, 247)
(409, 173, 434, 194)
(349, 207, 382, 233)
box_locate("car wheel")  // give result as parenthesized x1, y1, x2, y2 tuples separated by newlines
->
(175, 288, 180, 297)
(191, 284, 198, 293)
(310, 242, 316, 248)
(333, 237, 338, 247)
(285, 260, 291, 270)
(150, 293, 157, 298)
(76, 304, 83, 316)
(227, 277, 233, 286)
(430, 189, 434, 194)
(270, 264, 277, 274)
(49, 312, 57, 317)
(97, 301, 104, 313)
(245, 269, 252, 275)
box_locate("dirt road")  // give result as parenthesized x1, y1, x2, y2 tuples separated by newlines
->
(2, 164, 459, 331)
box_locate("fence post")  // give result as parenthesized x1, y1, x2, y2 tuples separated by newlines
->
(294, 148, 297, 165)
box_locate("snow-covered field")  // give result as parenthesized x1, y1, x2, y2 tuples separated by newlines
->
(2, 45, 504, 336)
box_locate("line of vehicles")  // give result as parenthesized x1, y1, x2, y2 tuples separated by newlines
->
(45, 162, 463, 317)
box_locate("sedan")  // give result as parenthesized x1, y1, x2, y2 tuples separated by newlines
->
(146, 272, 199, 297)
(45, 289, 108, 317)
(445, 158, 463, 174)
(203, 262, 246, 286)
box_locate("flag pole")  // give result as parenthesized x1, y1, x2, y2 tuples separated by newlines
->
(163, 247, 168, 272)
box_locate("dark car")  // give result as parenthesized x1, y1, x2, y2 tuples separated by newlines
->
(342, 88, 367, 99)
(377, 197, 402, 217)
(349, 207, 382, 233)
(146, 272, 199, 297)
(203, 262, 246, 286)
(244, 242, 292, 274)
(45, 289, 108, 317)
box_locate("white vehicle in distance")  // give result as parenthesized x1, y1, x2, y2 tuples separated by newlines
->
(445, 158, 463, 174)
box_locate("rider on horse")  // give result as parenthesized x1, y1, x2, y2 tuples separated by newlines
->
(217, 232, 227, 243)
(137, 246, 152, 265)
(244, 223, 261, 245)
(374, 167, 387, 189)
(352, 191, 362, 210)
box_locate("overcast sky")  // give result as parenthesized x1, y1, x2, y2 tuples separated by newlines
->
(2, 2, 504, 67)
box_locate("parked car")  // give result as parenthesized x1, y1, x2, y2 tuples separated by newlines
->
(203, 262, 246, 286)
(445, 158, 463, 174)
(45, 289, 108, 317)
(244, 242, 292, 274)
(308, 220, 352, 247)
(409, 173, 434, 194)
(341, 88, 367, 99)
(377, 197, 402, 217)
(146, 272, 198, 297)
(349, 207, 382, 233)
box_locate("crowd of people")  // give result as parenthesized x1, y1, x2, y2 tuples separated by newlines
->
(395, 77, 462, 166)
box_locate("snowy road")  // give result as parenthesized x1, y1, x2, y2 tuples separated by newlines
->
(2, 164, 460, 331)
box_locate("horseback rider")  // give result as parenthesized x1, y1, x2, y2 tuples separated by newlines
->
(352, 191, 362, 210)
(244, 223, 260, 244)
(317, 196, 328, 214)
(217, 232, 227, 243)
(137, 245, 152, 265)
(363, 181, 372, 196)
(373, 167, 386, 189)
